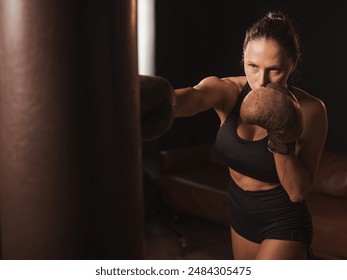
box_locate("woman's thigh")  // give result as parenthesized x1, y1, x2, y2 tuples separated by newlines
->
(231, 228, 259, 260)
(255, 239, 307, 260)
(231, 229, 307, 260)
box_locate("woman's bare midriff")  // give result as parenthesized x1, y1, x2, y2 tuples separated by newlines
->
(229, 168, 281, 191)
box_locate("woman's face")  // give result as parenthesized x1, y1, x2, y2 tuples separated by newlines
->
(243, 38, 295, 90)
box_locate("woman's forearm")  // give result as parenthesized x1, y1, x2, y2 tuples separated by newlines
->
(174, 87, 202, 117)
(274, 152, 313, 202)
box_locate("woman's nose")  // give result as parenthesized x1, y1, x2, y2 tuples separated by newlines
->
(258, 71, 269, 87)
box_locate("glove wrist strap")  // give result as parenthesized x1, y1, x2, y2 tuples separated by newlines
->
(267, 140, 296, 155)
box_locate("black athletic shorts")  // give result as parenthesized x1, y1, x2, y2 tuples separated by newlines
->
(227, 178, 313, 250)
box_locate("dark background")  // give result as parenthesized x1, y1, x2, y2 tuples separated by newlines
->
(146, 0, 347, 157)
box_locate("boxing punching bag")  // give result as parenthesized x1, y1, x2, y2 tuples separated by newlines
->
(0, 0, 144, 259)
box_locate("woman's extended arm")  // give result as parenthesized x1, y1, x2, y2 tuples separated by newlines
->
(174, 76, 243, 118)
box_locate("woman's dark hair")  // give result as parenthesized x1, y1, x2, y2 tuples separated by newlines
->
(243, 11, 302, 66)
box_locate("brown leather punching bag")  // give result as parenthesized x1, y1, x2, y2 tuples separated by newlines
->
(0, 0, 144, 259)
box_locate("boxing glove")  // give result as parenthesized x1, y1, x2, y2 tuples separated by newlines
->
(140, 75, 176, 141)
(240, 83, 303, 154)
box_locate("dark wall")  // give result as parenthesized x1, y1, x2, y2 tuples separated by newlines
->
(153, 0, 347, 153)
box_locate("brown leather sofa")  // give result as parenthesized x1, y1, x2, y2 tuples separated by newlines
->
(157, 144, 347, 259)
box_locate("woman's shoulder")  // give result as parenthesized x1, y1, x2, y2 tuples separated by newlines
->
(291, 86, 327, 122)
(194, 75, 247, 120)
(291, 86, 325, 107)
(220, 76, 248, 90)
(195, 75, 247, 105)
(196, 75, 246, 91)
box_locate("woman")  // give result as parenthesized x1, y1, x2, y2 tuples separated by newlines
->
(173, 11, 328, 259)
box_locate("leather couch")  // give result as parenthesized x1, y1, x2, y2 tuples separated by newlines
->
(157, 144, 347, 259)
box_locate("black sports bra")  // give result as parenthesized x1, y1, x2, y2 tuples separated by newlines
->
(214, 83, 280, 183)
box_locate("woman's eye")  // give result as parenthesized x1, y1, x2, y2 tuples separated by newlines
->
(270, 68, 281, 73)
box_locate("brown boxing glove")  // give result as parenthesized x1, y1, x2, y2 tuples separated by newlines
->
(240, 83, 303, 154)
(140, 75, 176, 141)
